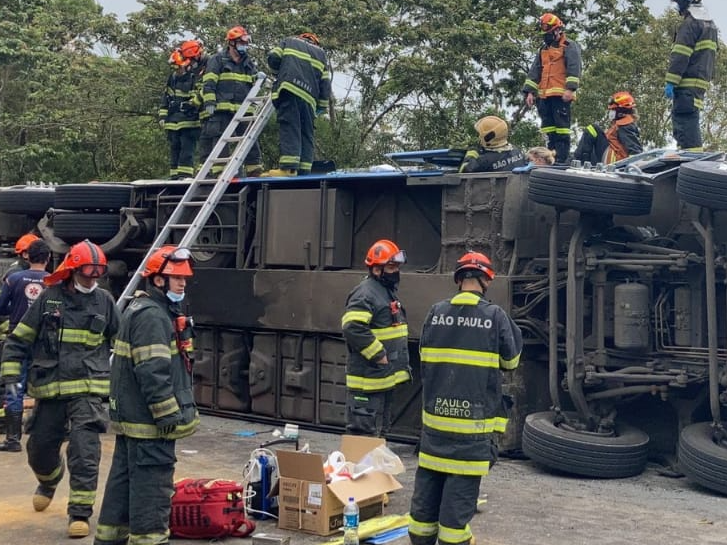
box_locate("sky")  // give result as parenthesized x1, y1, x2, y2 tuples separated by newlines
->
(98, 0, 726, 35)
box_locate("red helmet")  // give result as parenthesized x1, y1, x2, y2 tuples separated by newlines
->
(168, 49, 189, 67)
(364, 240, 407, 267)
(299, 32, 320, 46)
(45, 239, 107, 285)
(180, 39, 203, 60)
(142, 246, 194, 278)
(608, 91, 636, 110)
(539, 13, 563, 32)
(454, 251, 495, 283)
(15, 233, 40, 254)
(226, 25, 250, 43)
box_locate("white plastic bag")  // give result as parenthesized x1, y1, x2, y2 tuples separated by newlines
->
(353, 445, 405, 475)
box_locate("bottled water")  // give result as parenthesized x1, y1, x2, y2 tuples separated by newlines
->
(343, 496, 359, 545)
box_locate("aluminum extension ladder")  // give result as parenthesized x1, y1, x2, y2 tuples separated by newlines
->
(116, 73, 274, 309)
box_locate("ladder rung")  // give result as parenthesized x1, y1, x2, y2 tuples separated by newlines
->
(168, 224, 193, 229)
(210, 157, 230, 164)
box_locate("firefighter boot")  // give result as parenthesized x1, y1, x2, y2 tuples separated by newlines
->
(0, 410, 22, 452)
(260, 168, 297, 177)
(245, 164, 264, 177)
(68, 516, 90, 538)
(33, 484, 57, 512)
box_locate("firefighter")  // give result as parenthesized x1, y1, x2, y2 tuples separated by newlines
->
(262, 32, 331, 177)
(159, 49, 201, 179)
(0, 239, 50, 453)
(523, 13, 582, 164)
(342, 239, 410, 437)
(408, 251, 522, 545)
(3, 233, 40, 281)
(574, 91, 643, 165)
(459, 116, 526, 173)
(0, 239, 119, 539)
(94, 245, 199, 545)
(665, 0, 717, 151)
(199, 26, 264, 178)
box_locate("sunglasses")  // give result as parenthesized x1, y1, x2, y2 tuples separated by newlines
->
(78, 264, 107, 278)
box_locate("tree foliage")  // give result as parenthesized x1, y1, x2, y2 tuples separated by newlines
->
(0, 0, 725, 184)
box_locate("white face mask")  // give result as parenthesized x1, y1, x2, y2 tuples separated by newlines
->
(74, 280, 97, 294)
(608, 110, 617, 121)
(166, 290, 185, 303)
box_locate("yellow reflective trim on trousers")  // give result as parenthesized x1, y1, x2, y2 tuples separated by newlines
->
(554, 127, 572, 135)
(671, 43, 693, 56)
(665, 73, 682, 84)
(361, 339, 384, 359)
(281, 47, 326, 72)
(299, 161, 313, 171)
(111, 415, 200, 440)
(60, 328, 104, 347)
(423, 410, 507, 434)
(131, 343, 172, 364)
(418, 452, 490, 476)
(341, 310, 373, 327)
(438, 523, 472, 544)
(586, 124, 597, 138)
(450, 292, 480, 306)
(501, 353, 520, 370)
(14, 322, 37, 343)
(0, 361, 21, 377)
(95, 523, 129, 542)
(28, 379, 110, 399)
(408, 515, 438, 537)
(149, 396, 180, 419)
(36, 462, 64, 482)
(346, 373, 397, 391)
(371, 323, 408, 341)
(69, 489, 96, 505)
(129, 530, 171, 545)
(695, 40, 717, 52)
(541, 126, 556, 134)
(421, 347, 499, 368)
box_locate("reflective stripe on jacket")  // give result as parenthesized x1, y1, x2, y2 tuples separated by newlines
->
(0, 283, 119, 399)
(418, 290, 522, 476)
(267, 36, 331, 111)
(342, 276, 410, 392)
(202, 49, 257, 114)
(108, 290, 199, 440)
(523, 34, 582, 98)
(665, 11, 717, 106)
(158, 69, 201, 130)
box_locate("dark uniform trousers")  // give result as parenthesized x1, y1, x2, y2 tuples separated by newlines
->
(409, 466, 481, 545)
(537, 96, 572, 163)
(672, 89, 702, 150)
(27, 396, 107, 518)
(276, 90, 315, 174)
(346, 389, 394, 437)
(167, 128, 200, 178)
(198, 111, 262, 176)
(94, 435, 176, 545)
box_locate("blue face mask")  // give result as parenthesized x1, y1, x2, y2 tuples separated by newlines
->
(166, 291, 185, 303)
(236, 44, 248, 54)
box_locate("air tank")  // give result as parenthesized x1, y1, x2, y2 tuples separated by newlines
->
(614, 282, 650, 350)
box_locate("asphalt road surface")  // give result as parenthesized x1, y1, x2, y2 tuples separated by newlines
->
(1, 415, 726, 545)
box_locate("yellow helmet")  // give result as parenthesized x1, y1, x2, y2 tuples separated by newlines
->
(474, 116, 509, 149)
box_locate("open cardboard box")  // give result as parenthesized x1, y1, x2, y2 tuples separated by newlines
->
(276, 435, 402, 536)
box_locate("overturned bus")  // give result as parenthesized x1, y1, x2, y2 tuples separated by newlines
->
(1, 147, 727, 494)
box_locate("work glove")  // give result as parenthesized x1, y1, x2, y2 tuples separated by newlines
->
(158, 119, 165, 128)
(315, 107, 326, 117)
(205, 104, 216, 116)
(664, 82, 675, 100)
(158, 424, 177, 435)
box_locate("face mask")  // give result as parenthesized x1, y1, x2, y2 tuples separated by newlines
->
(543, 32, 557, 45)
(236, 44, 248, 54)
(608, 110, 617, 121)
(379, 271, 400, 289)
(74, 281, 97, 294)
(167, 290, 185, 303)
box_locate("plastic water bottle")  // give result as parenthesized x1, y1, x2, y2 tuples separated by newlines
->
(343, 496, 359, 545)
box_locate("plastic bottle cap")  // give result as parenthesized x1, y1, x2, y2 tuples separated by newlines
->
(349, 497, 354, 501)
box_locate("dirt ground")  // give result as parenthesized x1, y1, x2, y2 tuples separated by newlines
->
(0, 414, 725, 545)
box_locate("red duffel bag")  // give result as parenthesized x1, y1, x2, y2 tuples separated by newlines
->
(170, 478, 256, 539)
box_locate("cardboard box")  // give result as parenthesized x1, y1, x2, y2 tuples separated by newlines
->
(276, 435, 402, 536)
